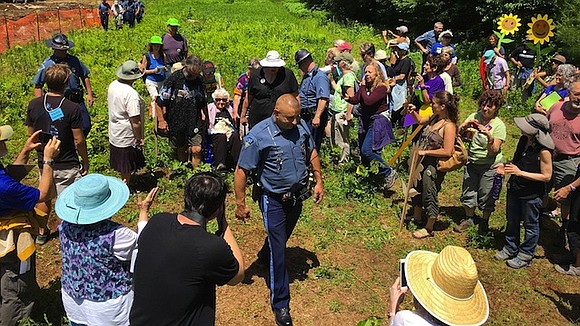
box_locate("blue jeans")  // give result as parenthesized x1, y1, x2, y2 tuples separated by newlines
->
(259, 194, 302, 310)
(504, 192, 542, 257)
(359, 123, 391, 177)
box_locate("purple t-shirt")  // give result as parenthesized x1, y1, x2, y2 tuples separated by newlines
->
(162, 33, 188, 66)
(487, 57, 509, 90)
(416, 74, 445, 100)
(0, 164, 40, 216)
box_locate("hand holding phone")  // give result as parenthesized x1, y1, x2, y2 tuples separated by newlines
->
(39, 131, 53, 144)
(399, 259, 408, 289)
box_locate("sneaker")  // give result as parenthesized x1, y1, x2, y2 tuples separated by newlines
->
(554, 264, 580, 276)
(494, 249, 515, 261)
(454, 218, 475, 233)
(385, 170, 399, 189)
(506, 254, 533, 269)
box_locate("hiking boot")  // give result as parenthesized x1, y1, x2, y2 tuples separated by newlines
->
(454, 218, 475, 233)
(506, 253, 533, 269)
(554, 264, 580, 276)
(494, 248, 515, 261)
(385, 170, 399, 189)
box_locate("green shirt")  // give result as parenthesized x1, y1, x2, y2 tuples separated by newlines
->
(465, 112, 506, 165)
(331, 71, 356, 113)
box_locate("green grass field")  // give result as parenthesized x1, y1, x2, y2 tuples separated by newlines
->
(2, 0, 579, 325)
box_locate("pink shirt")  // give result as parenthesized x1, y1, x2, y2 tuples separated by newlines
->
(547, 101, 580, 155)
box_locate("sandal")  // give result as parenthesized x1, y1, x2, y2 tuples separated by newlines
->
(413, 228, 434, 239)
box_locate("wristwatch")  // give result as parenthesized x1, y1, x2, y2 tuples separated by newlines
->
(43, 160, 54, 166)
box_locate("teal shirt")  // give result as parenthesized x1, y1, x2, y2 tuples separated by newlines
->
(331, 71, 356, 113)
(465, 112, 506, 165)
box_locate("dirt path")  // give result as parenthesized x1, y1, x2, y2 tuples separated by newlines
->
(0, 0, 95, 20)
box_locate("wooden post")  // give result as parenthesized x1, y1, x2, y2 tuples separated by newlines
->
(3, 11, 10, 50)
(79, 5, 83, 29)
(36, 11, 40, 41)
(57, 7, 62, 33)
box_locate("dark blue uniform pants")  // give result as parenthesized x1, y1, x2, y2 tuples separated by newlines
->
(259, 194, 302, 310)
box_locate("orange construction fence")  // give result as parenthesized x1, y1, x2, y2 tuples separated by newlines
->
(0, 8, 100, 53)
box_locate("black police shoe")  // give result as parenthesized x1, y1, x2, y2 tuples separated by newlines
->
(274, 307, 293, 326)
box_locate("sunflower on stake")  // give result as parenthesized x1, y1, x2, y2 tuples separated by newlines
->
(495, 13, 521, 49)
(523, 14, 556, 87)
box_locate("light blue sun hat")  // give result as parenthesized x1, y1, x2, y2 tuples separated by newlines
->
(55, 174, 130, 225)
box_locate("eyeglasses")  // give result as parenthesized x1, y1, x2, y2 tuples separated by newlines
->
(215, 98, 228, 102)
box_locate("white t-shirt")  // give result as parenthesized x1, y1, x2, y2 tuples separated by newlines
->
(440, 72, 453, 94)
(392, 310, 438, 326)
(108, 80, 144, 148)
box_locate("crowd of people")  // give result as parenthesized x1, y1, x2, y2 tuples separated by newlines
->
(98, 0, 145, 31)
(0, 15, 579, 326)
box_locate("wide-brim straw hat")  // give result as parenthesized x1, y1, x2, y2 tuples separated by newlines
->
(55, 174, 129, 225)
(514, 113, 554, 150)
(405, 246, 489, 326)
(260, 50, 285, 68)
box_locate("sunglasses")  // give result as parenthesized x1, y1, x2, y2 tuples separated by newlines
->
(215, 98, 228, 102)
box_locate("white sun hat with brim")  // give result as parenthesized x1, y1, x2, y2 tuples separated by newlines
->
(405, 246, 490, 326)
(55, 174, 130, 225)
(260, 50, 286, 68)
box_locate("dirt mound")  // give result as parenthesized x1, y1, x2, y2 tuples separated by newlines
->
(0, 0, 95, 20)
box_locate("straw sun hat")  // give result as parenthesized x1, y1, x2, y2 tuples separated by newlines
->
(405, 246, 489, 326)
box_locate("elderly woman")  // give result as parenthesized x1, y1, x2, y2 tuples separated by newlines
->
(346, 61, 398, 187)
(207, 88, 241, 172)
(535, 64, 576, 114)
(535, 55, 567, 89)
(455, 90, 506, 233)
(495, 114, 553, 269)
(56, 174, 157, 326)
(441, 46, 462, 89)
(407, 91, 458, 239)
(430, 30, 456, 64)
(140, 36, 167, 114)
(232, 58, 260, 123)
(240, 50, 299, 129)
(388, 246, 489, 326)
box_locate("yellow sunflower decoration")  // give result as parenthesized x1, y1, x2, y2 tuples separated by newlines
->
(527, 14, 555, 44)
(497, 14, 521, 35)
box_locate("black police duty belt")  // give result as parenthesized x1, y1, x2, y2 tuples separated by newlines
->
(263, 185, 312, 204)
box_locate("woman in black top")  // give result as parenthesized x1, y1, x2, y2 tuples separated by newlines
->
(495, 113, 553, 269)
(240, 50, 299, 129)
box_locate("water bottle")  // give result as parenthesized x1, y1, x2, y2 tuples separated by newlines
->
(491, 172, 504, 200)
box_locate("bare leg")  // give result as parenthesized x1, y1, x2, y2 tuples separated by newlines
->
(190, 146, 202, 169)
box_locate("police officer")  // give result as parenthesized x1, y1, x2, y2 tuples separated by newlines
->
(33, 33, 93, 136)
(295, 49, 330, 151)
(234, 94, 323, 326)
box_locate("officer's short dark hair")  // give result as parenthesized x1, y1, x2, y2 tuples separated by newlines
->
(45, 64, 71, 93)
(184, 172, 228, 218)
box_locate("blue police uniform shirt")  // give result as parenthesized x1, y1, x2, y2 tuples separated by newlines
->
(0, 164, 40, 216)
(415, 30, 437, 51)
(299, 66, 330, 110)
(237, 117, 314, 194)
(33, 54, 90, 94)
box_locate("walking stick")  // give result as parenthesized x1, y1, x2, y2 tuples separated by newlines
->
(388, 124, 424, 167)
(399, 145, 422, 232)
